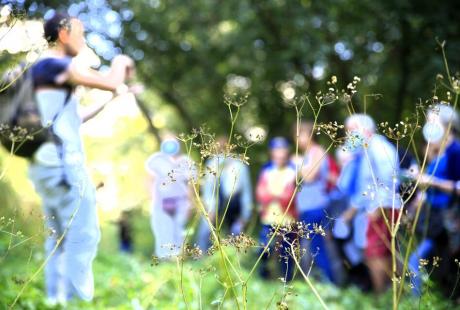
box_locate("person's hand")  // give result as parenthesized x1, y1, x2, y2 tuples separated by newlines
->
(112, 54, 134, 68)
(129, 83, 144, 95)
(341, 207, 357, 223)
(408, 163, 419, 178)
(112, 55, 135, 80)
(291, 155, 303, 167)
(417, 173, 433, 188)
(368, 208, 381, 220)
(125, 65, 136, 81)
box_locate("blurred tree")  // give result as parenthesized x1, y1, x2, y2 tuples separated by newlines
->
(115, 0, 460, 133)
(7, 0, 460, 135)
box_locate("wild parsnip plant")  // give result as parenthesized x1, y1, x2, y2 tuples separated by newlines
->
(171, 81, 372, 310)
(169, 43, 460, 310)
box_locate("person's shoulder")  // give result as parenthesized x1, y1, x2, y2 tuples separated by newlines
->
(177, 154, 196, 169)
(259, 161, 273, 175)
(448, 139, 460, 155)
(231, 156, 249, 167)
(370, 134, 390, 145)
(146, 151, 162, 161)
(370, 134, 396, 153)
(287, 160, 297, 171)
(445, 140, 460, 180)
(177, 154, 193, 162)
(256, 162, 271, 181)
(311, 144, 326, 156)
(209, 153, 227, 162)
(32, 56, 73, 85)
(262, 160, 273, 169)
(34, 56, 72, 70)
(145, 152, 163, 169)
(176, 155, 197, 178)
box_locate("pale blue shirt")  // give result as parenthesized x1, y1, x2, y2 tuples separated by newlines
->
(339, 134, 401, 213)
(202, 155, 253, 221)
(34, 90, 86, 185)
(295, 154, 330, 213)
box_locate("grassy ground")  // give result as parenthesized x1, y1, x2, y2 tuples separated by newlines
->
(0, 210, 455, 310)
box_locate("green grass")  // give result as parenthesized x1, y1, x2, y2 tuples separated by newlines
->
(0, 198, 455, 309)
(0, 213, 456, 310)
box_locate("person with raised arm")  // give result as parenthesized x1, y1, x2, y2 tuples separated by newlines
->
(28, 12, 134, 304)
(410, 104, 460, 297)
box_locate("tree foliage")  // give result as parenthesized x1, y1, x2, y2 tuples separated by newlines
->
(11, 0, 460, 135)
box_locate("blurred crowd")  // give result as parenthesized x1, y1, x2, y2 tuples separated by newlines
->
(144, 107, 460, 298)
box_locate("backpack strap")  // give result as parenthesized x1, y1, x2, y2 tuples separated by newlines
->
(10, 67, 34, 125)
(48, 88, 72, 186)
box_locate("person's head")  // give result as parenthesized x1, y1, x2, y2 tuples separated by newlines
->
(344, 114, 376, 151)
(345, 114, 376, 138)
(294, 121, 315, 151)
(423, 104, 459, 146)
(160, 135, 181, 157)
(269, 137, 290, 167)
(44, 13, 85, 56)
(215, 135, 228, 153)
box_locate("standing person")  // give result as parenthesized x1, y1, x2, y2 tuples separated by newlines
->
(145, 136, 195, 259)
(410, 104, 460, 296)
(335, 147, 372, 291)
(118, 210, 134, 254)
(197, 136, 253, 250)
(256, 137, 297, 281)
(292, 121, 334, 283)
(338, 114, 401, 293)
(28, 13, 134, 304)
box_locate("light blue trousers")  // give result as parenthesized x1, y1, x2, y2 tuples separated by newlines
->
(29, 164, 100, 302)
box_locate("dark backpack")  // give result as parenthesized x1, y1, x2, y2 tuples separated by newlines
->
(0, 62, 68, 159)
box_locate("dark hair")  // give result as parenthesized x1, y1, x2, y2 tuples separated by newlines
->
(44, 12, 71, 43)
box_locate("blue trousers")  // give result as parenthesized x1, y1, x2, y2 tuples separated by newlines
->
(299, 209, 334, 282)
(259, 224, 296, 281)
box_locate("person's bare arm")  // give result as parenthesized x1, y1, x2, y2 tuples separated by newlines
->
(420, 174, 456, 194)
(73, 55, 138, 122)
(80, 84, 143, 123)
(80, 97, 112, 123)
(67, 55, 133, 91)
